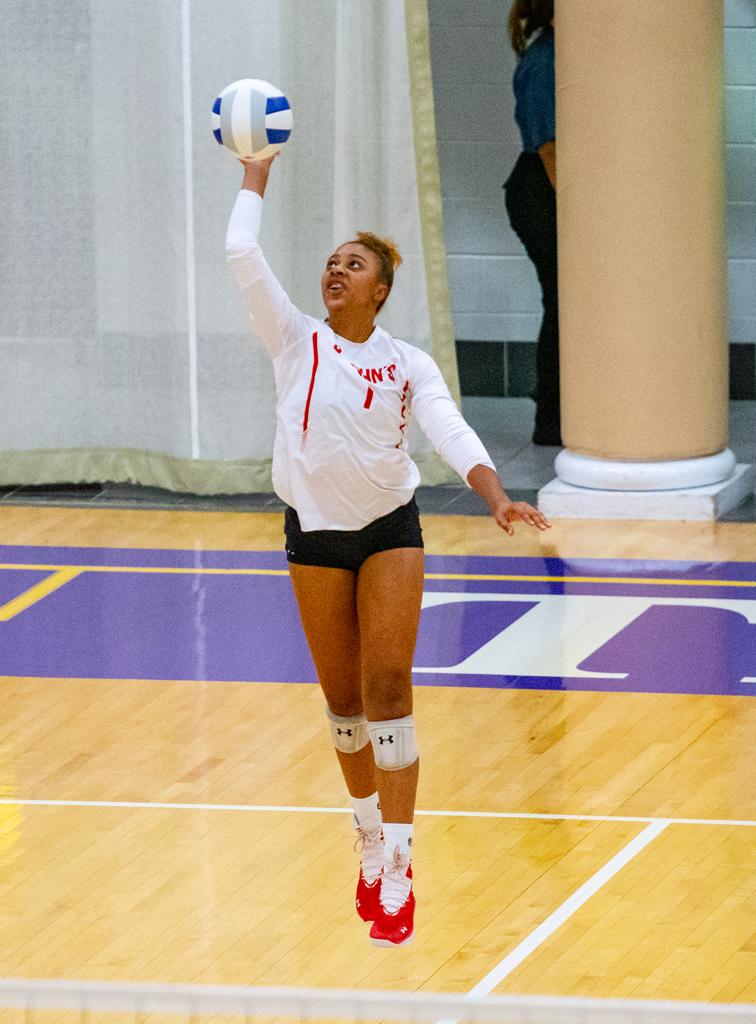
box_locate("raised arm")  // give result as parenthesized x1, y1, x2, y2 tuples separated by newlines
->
(225, 156, 309, 358)
(410, 352, 550, 535)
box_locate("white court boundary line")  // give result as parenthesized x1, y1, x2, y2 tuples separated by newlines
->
(465, 821, 669, 999)
(0, 798, 753, 827)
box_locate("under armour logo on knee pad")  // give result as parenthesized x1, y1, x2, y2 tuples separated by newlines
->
(368, 717, 418, 770)
(329, 710, 368, 754)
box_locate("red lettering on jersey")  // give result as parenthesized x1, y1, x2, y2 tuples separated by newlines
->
(395, 380, 410, 447)
(364, 386, 374, 410)
(334, 344, 342, 354)
(350, 363, 398, 383)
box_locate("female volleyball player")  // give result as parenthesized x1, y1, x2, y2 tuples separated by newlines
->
(226, 155, 550, 947)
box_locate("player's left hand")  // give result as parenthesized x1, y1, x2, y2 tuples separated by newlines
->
(493, 500, 551, 536)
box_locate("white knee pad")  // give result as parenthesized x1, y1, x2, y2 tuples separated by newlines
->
(367, 716, 419, 771)
(326, 708, 369, 754)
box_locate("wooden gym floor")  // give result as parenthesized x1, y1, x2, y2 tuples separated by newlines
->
(0, 505, 754, 1002)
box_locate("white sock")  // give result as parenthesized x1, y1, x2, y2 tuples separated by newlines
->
(351, 792, 383, 883)
(351, 792, 381, 834)
(382, 822, 412, 858)
(380, 822, 413, 913)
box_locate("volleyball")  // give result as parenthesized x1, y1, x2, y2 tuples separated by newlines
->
(211, 78, 293, 160)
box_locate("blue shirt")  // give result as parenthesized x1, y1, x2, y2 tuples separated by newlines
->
(513, 29, 555, 153)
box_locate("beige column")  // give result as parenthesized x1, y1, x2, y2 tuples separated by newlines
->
(553, 0, 734, 491)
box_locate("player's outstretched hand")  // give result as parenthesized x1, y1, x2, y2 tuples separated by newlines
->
(493, 500, 551, 537)
(240, 152, 279, 197)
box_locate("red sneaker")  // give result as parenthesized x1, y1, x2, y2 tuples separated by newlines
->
(369, 853, 414, 947)
(355, 866, 381, 922)
(369, 887, 415, 946)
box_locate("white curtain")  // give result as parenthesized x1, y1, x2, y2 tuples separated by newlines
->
(0, 0, 457, 493)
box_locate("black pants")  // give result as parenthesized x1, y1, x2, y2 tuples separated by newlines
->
(504, 151, 560, 443)
(284, 498, 423, 573)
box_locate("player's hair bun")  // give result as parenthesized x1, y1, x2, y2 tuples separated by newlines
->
(355, 232, 403, 271)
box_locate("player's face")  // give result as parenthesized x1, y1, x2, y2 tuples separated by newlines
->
(321, 244, 388, 316)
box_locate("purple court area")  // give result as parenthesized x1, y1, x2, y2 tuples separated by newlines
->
(0, 545, 754, 697)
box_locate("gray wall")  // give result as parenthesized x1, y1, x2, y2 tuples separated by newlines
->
(428, 0, 756, 350)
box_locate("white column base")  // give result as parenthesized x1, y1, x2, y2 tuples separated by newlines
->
(555, 447, 737, 490)
(538, 464, 754, 521)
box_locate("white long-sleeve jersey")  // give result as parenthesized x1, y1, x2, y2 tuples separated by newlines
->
(226, 189, 496, 531)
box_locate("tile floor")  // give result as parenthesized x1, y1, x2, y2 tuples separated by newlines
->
(0, 399, 754, 521)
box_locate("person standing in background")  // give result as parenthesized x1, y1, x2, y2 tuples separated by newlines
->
(504, 0, 560, 446)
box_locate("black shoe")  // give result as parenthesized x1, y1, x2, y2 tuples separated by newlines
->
(532, 429, 562, 446)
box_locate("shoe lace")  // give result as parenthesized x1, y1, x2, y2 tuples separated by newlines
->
(354, 824, 384, 885)
(379, 845, 412, 914)
(383, 844, 410, 882)
(353, 824, 383, 855)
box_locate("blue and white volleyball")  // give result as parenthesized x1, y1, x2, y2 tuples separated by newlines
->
(211, 78, 292, 160)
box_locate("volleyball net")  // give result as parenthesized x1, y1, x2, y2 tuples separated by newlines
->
(0, 980, 754, 1024)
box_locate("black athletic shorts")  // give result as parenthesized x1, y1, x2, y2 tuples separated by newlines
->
(284, 497, 423, 573)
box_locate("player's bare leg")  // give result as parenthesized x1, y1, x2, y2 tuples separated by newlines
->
(357, 547, 424, 945)
(288, 563, 383, 920)
(288, 563, 373, 789)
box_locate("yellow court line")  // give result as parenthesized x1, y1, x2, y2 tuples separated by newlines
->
(0, 563, 288, 577)
(0, 568, 83, 622)
(1, 563, 756, 588)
